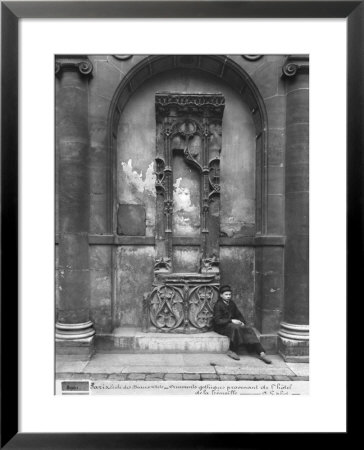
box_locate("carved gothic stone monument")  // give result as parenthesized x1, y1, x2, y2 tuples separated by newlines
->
(143, 93, 225, 333)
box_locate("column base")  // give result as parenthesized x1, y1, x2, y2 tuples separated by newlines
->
(56, 321, 96, 359)
(278, 322, 309, 362)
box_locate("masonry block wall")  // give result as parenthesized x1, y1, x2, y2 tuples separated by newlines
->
(55, 55, 309, 359)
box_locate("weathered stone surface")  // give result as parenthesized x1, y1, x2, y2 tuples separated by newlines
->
(89, 373, 108, 380)
(265, 96, 286, 129)
(253, 62, 280, 99)
(89, 246, 112, 271)
(56, 359, 89, 373)
(183, 373, 201, 380)
(58, 233, 89, 270)
(261, 246, 284, 274)
(116, 246, 155, 327)
(123, 366, 215, 374)
(69, 373, 92, 380)
(286, 73, 309, 93)
(164, 373, 183, 380)
(88, 93, 110, 144)
(282, 68, 309, 349)
(220, 247, 255, 325)
(286, 193, 309, 236)
(215, 365, 293, 376)
(89, 267, 112, 332)
(268, 129, 285, 166)
(201, 373, 219, 380)
(286, 363, 309, 377)
(273, 375, 291, 381)
(108, 55, 146, 83)
(90, 193, 108, 234)
(56, 56, 304, 351)
(57, 269, 90, 314)
(286, 163, 309, 193)
(127, 373, 146, 380)
(287, 90, 309, 126)
(253, 375, 274, 380)
(145, 373, 164, 380)
(219, 375, 236, 381)
(89, 146, 108, 196)
(117, 204, 146, 236)
(259, 334, 278, 354)
(228, 54, 265, 76)
(267, 194, 284, 235)
(236, 375, 256, 380)
(285, 236, 309, 275)
(105, 373, 125, 380)
(56, 338, 94, 360)
(261, 274, 284, 309)
(58, 141, 89, 233)
(89, 59, 121, 100)
(103, 329, 229, 353)
(172, 247, 200, 273)
(258, 309, 283, 334)
(286, 123, 309, 164)
(268, 165, 284, 195)
(278, 337, 309, 362)
(284, 274, 309, 325)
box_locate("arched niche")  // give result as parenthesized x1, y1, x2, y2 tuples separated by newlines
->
(107, 55, 268, 236)
(108, 55, 268, 329)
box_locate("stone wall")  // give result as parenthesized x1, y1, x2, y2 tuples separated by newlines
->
(56, 55, 308, 353)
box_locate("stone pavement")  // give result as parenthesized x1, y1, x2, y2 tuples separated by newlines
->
(56, 352, 309, 382)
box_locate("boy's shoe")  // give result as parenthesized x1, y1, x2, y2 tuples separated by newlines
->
(227, 350, 240, 360)
(259, 353, 272, 364)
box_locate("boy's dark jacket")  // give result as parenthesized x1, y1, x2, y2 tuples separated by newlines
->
(213, 298, 246, 332)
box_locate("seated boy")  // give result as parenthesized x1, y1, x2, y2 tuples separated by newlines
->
(213, 285, 272, 364)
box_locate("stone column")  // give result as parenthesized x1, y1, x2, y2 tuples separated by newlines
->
(55, 56, 95, 358)
(278, 55, 309, 361)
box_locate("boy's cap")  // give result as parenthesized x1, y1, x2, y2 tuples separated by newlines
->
(220, 285, 232, 294)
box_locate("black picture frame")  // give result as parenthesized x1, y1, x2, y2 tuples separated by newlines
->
(1, 1, 356, 448)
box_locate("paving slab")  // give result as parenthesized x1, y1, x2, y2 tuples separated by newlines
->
(201, 373, 219, 380)
(56, 352, 305, 380)
(219, 375, 236, 381)
(183, 374, 201, 380)
(286, 363, 309, 377)
(56, 360, 89, 373)
(121, 365, 215, 374)
(215, 365, 295, 376)
(145, 374, 165, 380)
(127, 373, 146, 380)
(182, 353, 233, 366)
(83, 353, 185, 373)
(164, 374, 183, 380)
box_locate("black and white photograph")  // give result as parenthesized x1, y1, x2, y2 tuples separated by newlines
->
(55, 54, 309, 395)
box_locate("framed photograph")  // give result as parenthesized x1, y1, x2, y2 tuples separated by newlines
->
(1, 0, 355, 447)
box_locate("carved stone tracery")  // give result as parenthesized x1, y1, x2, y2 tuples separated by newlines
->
(145, 93, 225, 333)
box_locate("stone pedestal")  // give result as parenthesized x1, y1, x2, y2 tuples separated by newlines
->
(278, 55, 309, 361)
(144, 273, 219, 333)
(278, 322, 309, 362)
(55, 56, 95, 356)
(95, 328, 229, 353)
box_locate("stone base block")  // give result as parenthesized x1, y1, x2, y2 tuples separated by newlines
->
(56, 336, 95, 360)
(258, 334, 278, 355)
(96, 327, 229, 353)
(278, 336, 309, 362)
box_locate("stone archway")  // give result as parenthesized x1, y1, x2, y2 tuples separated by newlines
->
(105, 55, 270, 338)
(107, 55, 268, 236)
